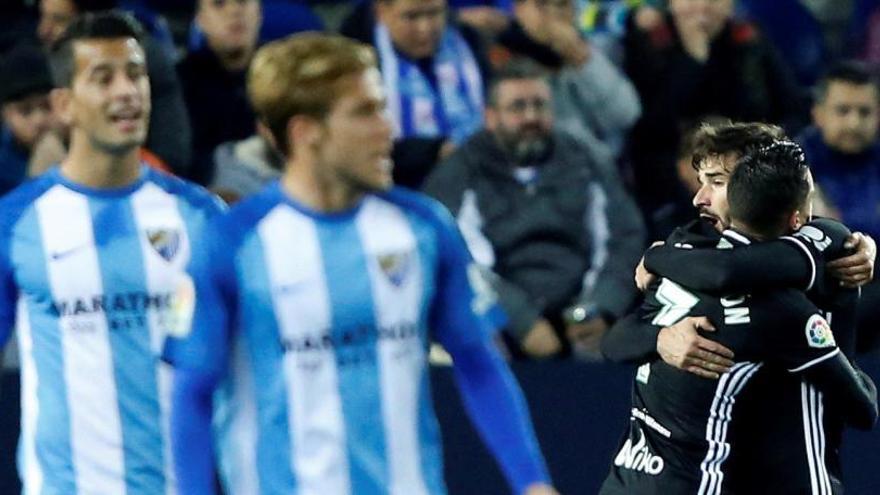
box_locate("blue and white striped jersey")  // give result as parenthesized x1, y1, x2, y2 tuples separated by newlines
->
(171, 182, 506, 495)
(0, 166, 222, 495)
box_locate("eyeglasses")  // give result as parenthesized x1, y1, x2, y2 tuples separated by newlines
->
(501, 98, 551, 115)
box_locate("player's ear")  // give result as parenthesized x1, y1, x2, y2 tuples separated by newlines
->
(288, 114, 321, 151)
(789, 209, 803, 231)
(50, 87, 73, 127)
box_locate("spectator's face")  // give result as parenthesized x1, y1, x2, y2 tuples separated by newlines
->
(38, 0, 78, 46)
(1, 94, 55, 151)
(692, 153, 736, 232)
(813, 81, 880, 154)
(669, 0, 733, 40)
(312, 68, 394, 192)
(56, 38, 150, 155)
(377, 0, 447, 60)
(197, 0, 262, 56)
(487, 78, 553, 164)
(531, 0, 575, 24)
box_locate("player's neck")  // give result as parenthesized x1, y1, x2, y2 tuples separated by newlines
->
(60, 138, 142, 189)
(728, 221, 768, 241)
(281, 158, 364, 213)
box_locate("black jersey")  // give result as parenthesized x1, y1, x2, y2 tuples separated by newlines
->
(641, 218, 862, 495)
(600, 225, 874, 495)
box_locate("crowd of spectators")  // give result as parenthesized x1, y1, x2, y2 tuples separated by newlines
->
(2, 0, 880, 358)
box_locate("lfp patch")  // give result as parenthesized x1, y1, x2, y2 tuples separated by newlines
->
(168, 274, 196, 339)
(805, 314, 835, 349)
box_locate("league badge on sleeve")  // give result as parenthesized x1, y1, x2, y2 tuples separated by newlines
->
(805, 314, 835, 349)
(168, 273, 196, 338)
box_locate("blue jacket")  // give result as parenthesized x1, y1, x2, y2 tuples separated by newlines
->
(799, 126, 880, 240)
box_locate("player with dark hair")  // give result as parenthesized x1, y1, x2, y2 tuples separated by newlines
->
(0, 11, 222, 494)
(599, 140, 877, 494)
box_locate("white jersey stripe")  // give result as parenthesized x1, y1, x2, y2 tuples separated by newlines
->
(357, 198, 430, 495)
(816, 388, 830, 494)
(218, 340, 260, 494)
(259, 206, 351, 495)
(698, 362, 762, 495)
(36, 186, 126, 494)
(131, 183, 190, 495)
(789, 348, 840, 373)
(17, 297, 42, 495)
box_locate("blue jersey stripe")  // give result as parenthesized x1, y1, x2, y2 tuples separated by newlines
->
(13, 207, 76, 495)
(88, 197, 165, 494)
(238, 233, 296, 494)
(403, 210, 446, 495)
(314, 219, 389, 494)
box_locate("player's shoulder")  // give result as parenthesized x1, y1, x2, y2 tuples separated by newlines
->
(664, 219, 722, 247)
(377, 186, 457, 232)
(787, 217, 851, 260)
(0, 170, 60, 232)
(144, 168, 225, 216)
(218, 181, 286, 235)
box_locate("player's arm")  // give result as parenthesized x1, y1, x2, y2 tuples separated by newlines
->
(428, 202, 554, 495)
(797, 352, 878, 430)
(601, 280, 734, 377)
(827, 231, 876, 288)
(166, 219, 236, 495)
(0, 246, 17, 349)
(645, 219, 870, 293)
(763, 291, 878, 430)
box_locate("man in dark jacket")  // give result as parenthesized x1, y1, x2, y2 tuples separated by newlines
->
(799, 60, 880, 355)
(624, 0, 804, 236)
(424, 59, 645, 359)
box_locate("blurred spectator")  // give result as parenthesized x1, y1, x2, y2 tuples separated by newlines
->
(187, 0, 323, 50)
(0, 44, 56, 196)
(36, 0, 192, 173)
(799, 61, 880, 241)
(340, 0, 491, 188)
(423, 59, 645, 360)
(178, 0, 261, 185)
(209, 121, 282, 203)
(494, 0, 641, 161)
(575, 0, 665, 63)
(623, 0, 804, 234)
(797, 60, 880, 355)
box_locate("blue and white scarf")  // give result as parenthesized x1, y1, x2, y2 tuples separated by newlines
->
(375, 23, 484, 144)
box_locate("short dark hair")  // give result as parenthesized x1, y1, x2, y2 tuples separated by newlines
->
(488, 57, 549, 107)
(815, 60, 879, 102)
(690, 121, 785, 171)
(70, 0, 119, 12)
(728, 140, 811, 237)
(48, 11, 145, 88)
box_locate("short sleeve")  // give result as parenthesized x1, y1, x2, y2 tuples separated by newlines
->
(162, 215, 236, 375)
